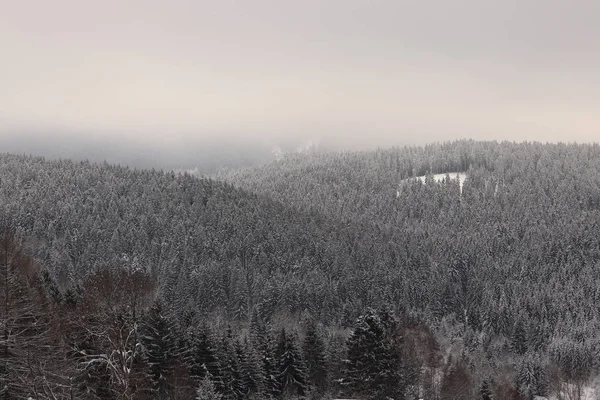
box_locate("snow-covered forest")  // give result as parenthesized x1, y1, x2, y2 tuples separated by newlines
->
(2, 140, 600, 399)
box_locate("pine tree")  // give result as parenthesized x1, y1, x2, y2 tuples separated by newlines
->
(197, 374, 224, 400)
(480, 379, 493, 400)
(141, 299, 177, 398)
(345, 307, 405, 400)
(302, 320, 329, 394)
(517, 353, 548, 399)
(511, 319, 528, 355)
(250, 316, 279, 398)
(276, 328, 308, 398)
(262, 352, 280, 399)
(189, 324, 223, 389)
(326, 332, 347, 396)
(220, 328, 244, 400)
(40, 268, 62, 304)
(239, 337, 265, 397)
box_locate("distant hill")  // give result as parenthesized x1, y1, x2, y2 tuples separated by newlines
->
(0, 131, 332, 174)
(0, 131, 277, 173)
(224, 140, 600, 338)
(0, 152, 396, 325)
(4, 140, 600, 398)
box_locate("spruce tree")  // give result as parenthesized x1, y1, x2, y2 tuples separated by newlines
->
(239, 337, 265, 397)
(189, 324, 223, 390)
(511, 319, 528, 355)
(220, 327, 244, 400)
(197, 374, 224, 400)
(302, 320, 329, 394)
(250, 316, 280, 398)
(517, 353, 548, 399)
(141, 300, 177, 398)
(346, 307, 405, 400)
(276, 328, 308, 398)
(480, 379, 493, 400)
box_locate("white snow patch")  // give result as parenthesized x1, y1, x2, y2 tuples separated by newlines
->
(414, 172, 467, 189)
(397, 172, 467, 197)
(536, 383, 598, 400)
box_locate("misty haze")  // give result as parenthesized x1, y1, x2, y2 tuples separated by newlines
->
(1, 1, 600, 399)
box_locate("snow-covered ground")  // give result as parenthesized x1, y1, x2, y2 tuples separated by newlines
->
(414, 172, 467, 189)
(397, 172, 467, 197)
(534, 383, 598, 400)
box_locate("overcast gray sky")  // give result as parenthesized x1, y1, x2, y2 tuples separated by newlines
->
(1, 0, 599, 150)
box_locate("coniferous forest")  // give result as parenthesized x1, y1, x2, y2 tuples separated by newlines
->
(3, 140, 600, 399)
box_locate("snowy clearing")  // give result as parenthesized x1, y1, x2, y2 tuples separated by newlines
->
(397, 172, 467, 197)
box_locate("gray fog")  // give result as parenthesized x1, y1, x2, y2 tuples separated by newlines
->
(1, 0, 599, 168)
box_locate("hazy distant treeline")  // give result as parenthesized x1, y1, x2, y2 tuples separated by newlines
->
(0, 131, 282, 173)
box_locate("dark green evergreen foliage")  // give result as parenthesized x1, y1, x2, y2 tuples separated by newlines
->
(511, 319, 528, 355)
(326, 332, 348, 396)
(549, 338, 596, 387)
(263, 347, 281, 399)
(40, 268, 63, 304)
(8, 141, 600, 398)
(5, 141, 600, 342)
(63, 287, 79, 307)
(189, 325, 223, 389)
(0, 153, 408, 325)
(345, 307, 405, 400)
(239, 337, 265, 398)
(274, 328, 287, 363)
(276, 328, 308, 398)
(220, 328, 244, 400)
(224, 140, 600, 343)
(480, 379, 493, 400)
(527, 321, 551, 352)
(516, 353, 548, 399)
(250, 315, 280, 398)
(196, 375, 224, 400)
(141, 299, 177, 398)
(302, 320, 329, 393)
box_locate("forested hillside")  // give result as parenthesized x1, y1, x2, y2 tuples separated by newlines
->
(0, 154, 397, 325)
(224, 140, 600, 397)
(225, 141, 600, 340)
(3, 141, 600, 398)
